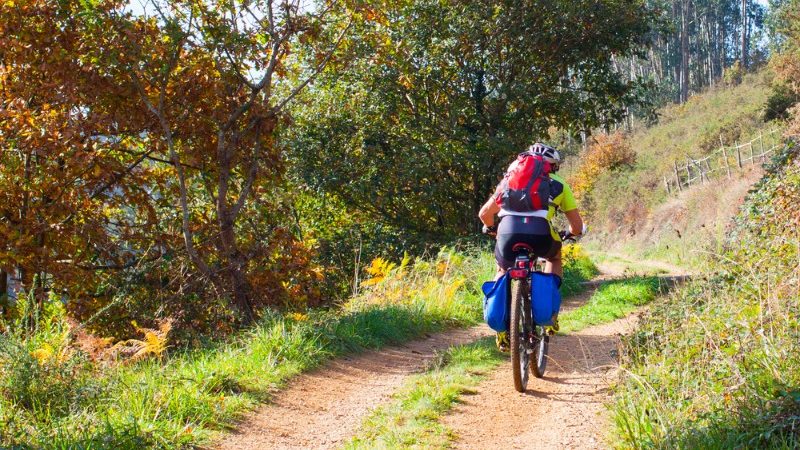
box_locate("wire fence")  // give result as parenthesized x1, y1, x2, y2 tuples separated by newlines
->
(663, 128, 786, 195)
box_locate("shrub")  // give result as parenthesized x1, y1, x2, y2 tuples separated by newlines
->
(0, 288, 95, 423)
(723, 60, 745, 86)
(569, 132, 636, 199)
(612, 143, 800, 448)
(763, 83, 800, 122)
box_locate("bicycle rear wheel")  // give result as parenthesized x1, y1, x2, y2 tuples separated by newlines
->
(530, 327, 549, 378)
(510, 278, 530, 392)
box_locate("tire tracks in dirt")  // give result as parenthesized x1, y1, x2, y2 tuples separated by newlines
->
(215, 326, 493, 450)
(441, 314, 638, 450)
(215, 260, 679, 450)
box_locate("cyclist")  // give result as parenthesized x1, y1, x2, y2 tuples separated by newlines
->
(478, 143, 584, 351)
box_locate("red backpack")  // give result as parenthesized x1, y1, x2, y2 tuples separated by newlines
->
(496, 152, 552, 212)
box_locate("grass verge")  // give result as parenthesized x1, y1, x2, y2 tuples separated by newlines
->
(611, 145, 800, 449)
(558, 276, 663, 334)
(345, 272, 666, 448)
(0, 247, 595, 449)
(343, 338, 504, 450)
(561, 244, 600, 297)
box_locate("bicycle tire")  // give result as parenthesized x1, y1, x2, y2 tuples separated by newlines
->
(530, 328, 549, 378)
(510, 278, 530, 392)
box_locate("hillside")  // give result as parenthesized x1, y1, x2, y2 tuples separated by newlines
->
(613, 142, 800, 448)
(576, 70, 783, 267)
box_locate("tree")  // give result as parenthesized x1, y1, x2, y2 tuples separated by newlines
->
(0, 0, 166, 308)
(0, 0, 371, 329)
(772, 0, 800, 135)
(97, 0, 361, 323)
(614, 0, 769, 106)
(289, 0, 657, 240)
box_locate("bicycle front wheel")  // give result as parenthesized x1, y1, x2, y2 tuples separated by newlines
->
(509, 278, 530, 392)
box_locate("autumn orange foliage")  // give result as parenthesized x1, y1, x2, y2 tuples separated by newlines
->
(568, 132, 636, 198)
(0, 0, 354, 336)
(773, 3, 800, 136)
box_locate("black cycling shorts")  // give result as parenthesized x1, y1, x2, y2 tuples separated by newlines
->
(494, 216, 561, 269)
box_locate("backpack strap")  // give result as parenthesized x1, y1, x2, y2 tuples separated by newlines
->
(522, 154, 549, 210)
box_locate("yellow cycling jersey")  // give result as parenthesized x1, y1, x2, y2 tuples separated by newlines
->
(547, 173, 578, 219)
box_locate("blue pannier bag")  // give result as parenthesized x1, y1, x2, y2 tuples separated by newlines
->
(481, 274, 509, 332)
(531, 272, 561, 326)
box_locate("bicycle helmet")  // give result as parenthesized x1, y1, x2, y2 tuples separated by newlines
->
(527, 142, 561, 165)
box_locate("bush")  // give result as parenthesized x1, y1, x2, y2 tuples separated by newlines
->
(763, 83, 800, 122)
(723, 60, 745, 86)
(0, 288, 96, 435)
(569, 132, 636, 199)
(612, 143, 800, 448)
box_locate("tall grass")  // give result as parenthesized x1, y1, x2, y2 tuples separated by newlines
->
(0, 249, 497, 449)
(612, 147, 800, 449)
(581, 70, 781, 268)
(0, 247, 595, 448)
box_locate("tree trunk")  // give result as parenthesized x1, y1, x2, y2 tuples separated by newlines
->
(681, 0, 690, 103)
(215, 132, 256, 324)
(741, 0, 748, 68)
(720, 12, 726, 73)
(0, 270, 7, 318)
(228, 253, 255, 324)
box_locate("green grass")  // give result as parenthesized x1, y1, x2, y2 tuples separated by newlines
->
(343, 338, 504, 449)
(561, 246, 601, 297)
(0, 250, 494, 449)
(610, 145, 800, 449)
(0, 248, 594, 449)
(558, 277, 663, 334)
(344, 272, 665, 449)
(578, 69, 783, 268)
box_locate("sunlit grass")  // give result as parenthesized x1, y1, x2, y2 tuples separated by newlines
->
(0, 248, 598, 449)
(0, 249, 494, 449)
(559, 277, 663, 334)
(343, 338, 504, 450)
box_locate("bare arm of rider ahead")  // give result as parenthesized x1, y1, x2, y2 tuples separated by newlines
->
(565, 209, 583, 237)
(478, 183, 503, 227)
(479, 196, 501, 227)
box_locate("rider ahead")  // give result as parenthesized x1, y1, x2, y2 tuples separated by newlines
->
(478, 143, 585, 350)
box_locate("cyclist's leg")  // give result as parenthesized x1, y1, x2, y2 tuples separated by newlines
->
(541, 220, 564, 281)
(493, 220, 518, 278)
(544, 249, 563, 279)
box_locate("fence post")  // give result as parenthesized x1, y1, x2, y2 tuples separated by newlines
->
(749, 142, 754, 165)
(722, 148, 731, 179)
(759, 130, 766, 163)
(720, 136, 731, 179)
(704, 159, 712, 182)
(736, 142, 743, 169)
(674, 160, 683, 191)
(698, 160, 706, 184)
(686, 158, 692, 186)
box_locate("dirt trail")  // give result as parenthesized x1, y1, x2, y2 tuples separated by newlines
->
(442, 314, 638, 450)
(216, 326, 493, 450)
(593, 251, 692, 279)
(215, 259, 679, 450)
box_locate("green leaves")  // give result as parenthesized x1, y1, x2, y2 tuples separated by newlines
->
(290, 0, 657, 238)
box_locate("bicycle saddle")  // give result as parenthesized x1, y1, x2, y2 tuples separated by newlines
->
(511, 243, 535, 253)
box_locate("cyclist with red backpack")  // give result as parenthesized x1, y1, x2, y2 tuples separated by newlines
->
(478, 143, 585, 350)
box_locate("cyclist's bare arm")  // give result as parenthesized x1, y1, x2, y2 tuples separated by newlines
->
(479, 195, 501, 227)
(564, 209, 584, 237)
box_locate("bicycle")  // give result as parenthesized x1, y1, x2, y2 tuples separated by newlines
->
(484, 226, 579, 392)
